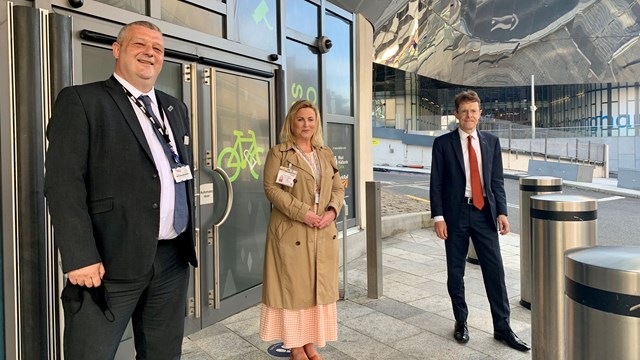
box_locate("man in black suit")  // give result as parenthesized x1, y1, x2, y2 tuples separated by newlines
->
(45, 21, 197, 359)
(430, 90, 530, 352)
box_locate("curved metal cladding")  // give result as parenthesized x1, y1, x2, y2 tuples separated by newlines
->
(373, 0, 640, 86)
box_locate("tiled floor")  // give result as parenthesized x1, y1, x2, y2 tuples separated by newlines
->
(181, 228, 532, 360)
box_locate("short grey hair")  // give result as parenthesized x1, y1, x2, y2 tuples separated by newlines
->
(116, 21, 162, 44)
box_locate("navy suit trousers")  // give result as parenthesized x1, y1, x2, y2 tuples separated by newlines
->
(444, 201, 511, 331)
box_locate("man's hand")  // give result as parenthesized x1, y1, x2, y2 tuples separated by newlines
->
(435, 220, 448, 240)
(67, 262, 105, 288)
(497, 215, 510, 235)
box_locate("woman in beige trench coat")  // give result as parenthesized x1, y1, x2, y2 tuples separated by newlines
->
(260, 100, 345, 360)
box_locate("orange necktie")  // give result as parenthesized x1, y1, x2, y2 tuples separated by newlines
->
(468, 135, 485, 210)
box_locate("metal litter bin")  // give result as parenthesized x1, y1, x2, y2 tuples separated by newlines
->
(519, 176, 563, 309)
(565, 246, 640, 360)
(530, 195, 596, 360)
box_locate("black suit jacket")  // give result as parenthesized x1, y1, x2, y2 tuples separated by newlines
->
(430, 129, 508, 231)
(45, 76, 197, 280)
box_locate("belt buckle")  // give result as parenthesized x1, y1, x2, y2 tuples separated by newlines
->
(466, 197, 473, 204)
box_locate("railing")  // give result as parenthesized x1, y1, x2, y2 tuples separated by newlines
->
(477, 125, 609, 164)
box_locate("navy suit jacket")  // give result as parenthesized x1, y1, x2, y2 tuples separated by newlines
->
(45, 76, 197, 280)
(430, 129, 508, 231)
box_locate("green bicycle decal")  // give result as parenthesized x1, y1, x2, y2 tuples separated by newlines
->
(217, 129, 265, 182)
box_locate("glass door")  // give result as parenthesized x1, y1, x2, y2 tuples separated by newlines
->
(199, 68, 272, 326)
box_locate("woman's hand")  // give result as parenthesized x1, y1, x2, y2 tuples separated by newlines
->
(303, 210, 322, 227)
(314, 209, 337, 229)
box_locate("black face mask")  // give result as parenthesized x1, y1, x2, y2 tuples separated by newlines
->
(61, 280, 115, 322)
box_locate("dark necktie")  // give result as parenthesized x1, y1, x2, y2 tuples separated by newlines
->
(467, 135, 485, 210)
(139, 94, 189, 234)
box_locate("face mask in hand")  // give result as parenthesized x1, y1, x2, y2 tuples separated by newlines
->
(61, 280, 115, 322)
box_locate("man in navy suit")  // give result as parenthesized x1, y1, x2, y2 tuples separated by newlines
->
(430, 90, 530, 352)
(45, 21, 197, 359)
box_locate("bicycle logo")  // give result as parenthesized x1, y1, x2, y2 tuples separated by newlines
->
(217, 129, 265, 182)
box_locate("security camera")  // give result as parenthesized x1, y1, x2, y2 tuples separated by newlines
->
(317, 36, 332, 54)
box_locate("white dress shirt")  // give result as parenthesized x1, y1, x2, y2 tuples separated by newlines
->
(114, 73, 178, 240)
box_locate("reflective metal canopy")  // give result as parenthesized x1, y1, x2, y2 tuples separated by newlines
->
(346, 0, 640, 86)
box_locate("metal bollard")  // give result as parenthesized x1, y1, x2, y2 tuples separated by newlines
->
(530, 194, 596, 360)
(564, 246, 640, 360)
(341, 200, 348, 300)
(519, 176, 563, 309)
(366, 181, 382, 299)
(565, 246, 640, 360)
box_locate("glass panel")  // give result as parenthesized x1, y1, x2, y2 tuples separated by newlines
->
(326, 123, 355, 220)
(324, 11, 352, 116)
(215, 72, 270, 298)
(161, 0, 224, 37)
(81, 45, 182, 100)
(155, 61, 183, 99)
(235, 0, 277, 53)
(82, 45, 115, 84)
(286, 0, 318, 36)
(94, 0, 145, 15)
(286, 39, 319, 107)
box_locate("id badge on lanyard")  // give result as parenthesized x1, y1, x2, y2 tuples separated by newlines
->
(172, 165, 193, 183)
(276, 166, 297, 187)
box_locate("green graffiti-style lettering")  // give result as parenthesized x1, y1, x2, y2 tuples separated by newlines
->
(306, 86, 317, 104)
(291, 83, 303, 99)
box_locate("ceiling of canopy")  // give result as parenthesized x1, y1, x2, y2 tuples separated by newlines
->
(332, 0, 640, 86)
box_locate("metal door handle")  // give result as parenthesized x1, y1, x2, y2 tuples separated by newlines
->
(213, 167, 233, 226)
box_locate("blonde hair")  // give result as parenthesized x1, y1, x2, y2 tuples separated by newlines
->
(279, 100, 324, 147)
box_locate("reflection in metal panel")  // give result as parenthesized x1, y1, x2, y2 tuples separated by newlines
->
(371, 0, 640, 86)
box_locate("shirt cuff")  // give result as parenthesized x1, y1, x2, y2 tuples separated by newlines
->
(434, 216, 444, 222)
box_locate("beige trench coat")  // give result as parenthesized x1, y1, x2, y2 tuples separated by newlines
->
(262, 142, 345, 310)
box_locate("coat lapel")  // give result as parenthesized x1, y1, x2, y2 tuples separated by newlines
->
(105, 76, 154, 162)
(450, 130, 465, 175)
(279, 142, 314, 177)
(477, 131, 491, 183)
(317, 147, 334, 205)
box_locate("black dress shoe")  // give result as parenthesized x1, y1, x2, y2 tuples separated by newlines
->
(494, 329, 530, 351)
(454, 321, 469, 343)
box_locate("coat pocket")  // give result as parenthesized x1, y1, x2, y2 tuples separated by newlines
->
(88, 197, 114, 214)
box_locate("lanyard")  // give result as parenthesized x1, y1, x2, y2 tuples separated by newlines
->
(121, 86, 171, 143)
(120, 85, 183, 165)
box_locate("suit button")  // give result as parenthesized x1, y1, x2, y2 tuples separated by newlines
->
(293, 179, 297, 183)
(332, 235, 337, 239)
(295, 241, 301, 245)
(152, 203, 159, 209)
(152, 173, 158, 179)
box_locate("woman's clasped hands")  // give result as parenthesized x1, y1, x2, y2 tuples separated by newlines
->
(303, 210, 336, 229)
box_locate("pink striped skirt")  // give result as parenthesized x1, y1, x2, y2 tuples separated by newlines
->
(259, 302, 338, 348)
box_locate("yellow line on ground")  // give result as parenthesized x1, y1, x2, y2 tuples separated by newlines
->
(405, 195, 430, 203)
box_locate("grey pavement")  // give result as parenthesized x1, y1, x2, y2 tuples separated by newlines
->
(181, 228, 532, 360)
